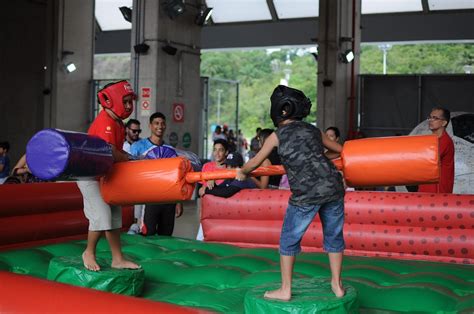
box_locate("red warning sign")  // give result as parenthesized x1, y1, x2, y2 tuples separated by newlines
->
(141, 87, 151, 98)
(173, 103, 184, 123)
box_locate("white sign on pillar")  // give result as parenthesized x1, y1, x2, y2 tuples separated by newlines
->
(140, 87, 152, 117)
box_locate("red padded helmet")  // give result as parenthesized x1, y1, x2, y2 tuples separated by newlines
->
(97, 80, 136, 119)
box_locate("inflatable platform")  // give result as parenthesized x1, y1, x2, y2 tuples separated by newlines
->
(0, 183, 473, 313)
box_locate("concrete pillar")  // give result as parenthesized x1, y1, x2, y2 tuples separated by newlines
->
(317, 0, 361, 140)
(48, 0, 94, 131)
(131, 0, 202, 153)
(0, 0, 93, 163)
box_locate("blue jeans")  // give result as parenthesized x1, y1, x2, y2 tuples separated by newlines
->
(279, 198, 345, 256)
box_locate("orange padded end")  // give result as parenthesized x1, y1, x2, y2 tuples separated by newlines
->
(341, 135, 439, 187)
(100, 157, 194, 206)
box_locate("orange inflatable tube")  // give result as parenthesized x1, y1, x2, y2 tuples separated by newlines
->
(100, 135, 439, 205)
(342, 135, 439, 187)
(100, 157, 195, 206)
(101, 158, 286, 205)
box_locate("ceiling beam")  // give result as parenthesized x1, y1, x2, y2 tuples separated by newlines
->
(95, 10, 474, 53)
(266, 0, 278, 21)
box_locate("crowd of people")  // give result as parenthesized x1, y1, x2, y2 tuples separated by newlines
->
(211, 125, 248, 159)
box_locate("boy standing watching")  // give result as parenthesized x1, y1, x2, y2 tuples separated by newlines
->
(77, 80, 140, 271)
(237, 85, 345, 300)
(131, 112, 183, 236)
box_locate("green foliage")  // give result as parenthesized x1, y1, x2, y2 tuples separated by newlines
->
(202, 43, 474, 138)
(201, 49, 318, 138)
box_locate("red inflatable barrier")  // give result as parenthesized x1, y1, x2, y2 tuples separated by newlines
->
(0, 182, 133, 251)
(0, 272, 209, 314)
(201, 190, 474, 264)
(0, 182, 82, 217)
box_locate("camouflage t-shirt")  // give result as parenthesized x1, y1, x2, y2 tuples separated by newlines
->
(276, 121, 344, 206)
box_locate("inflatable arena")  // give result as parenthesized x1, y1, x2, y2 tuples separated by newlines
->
(0, 131, 472, 313)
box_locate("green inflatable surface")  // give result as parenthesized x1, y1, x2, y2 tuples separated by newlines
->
(245, 278, 358, 313)
(0, 235, 473, 313)
(47, 256, 145, 296)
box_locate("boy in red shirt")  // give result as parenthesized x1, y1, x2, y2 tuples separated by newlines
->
(77, 80, 140, 271)
(419, 106, 455, 193)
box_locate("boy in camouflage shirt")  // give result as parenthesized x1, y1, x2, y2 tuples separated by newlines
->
(237, 85, 345, 300)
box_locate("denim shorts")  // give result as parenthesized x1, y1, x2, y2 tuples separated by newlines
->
(279, 197, 345, 256)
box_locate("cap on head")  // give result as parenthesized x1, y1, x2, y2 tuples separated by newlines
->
(270, 85, 311, 127)
(223, 152, 244, 167)
(97, 80, 136, 119)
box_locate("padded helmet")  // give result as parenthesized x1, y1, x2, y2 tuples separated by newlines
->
(97, 80, 136, 119)
(270, 85, 311, 127)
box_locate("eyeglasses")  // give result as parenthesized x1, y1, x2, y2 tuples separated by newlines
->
(426, 116, 445, 121)
(130, 129, 142, 134)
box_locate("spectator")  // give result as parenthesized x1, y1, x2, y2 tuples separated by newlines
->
(325, 126, 340, 143)
(325, 127, 341, 160)
(223, 124, 229, 138)
(325, 127, 353, 191)
(212, 125, 227, 141)
(122, 118, 144, 233)
(0, 141, 10, 184)
(236, 129, 248, 157)
(123, 119, 141, 153)
(131, 112, 183, 236)
(7, 154, 44, 184)
(418, 106, 455, 193)
(248, 127, 262, 159)
(198, 139, 229, 196)
(196, 139, 229, 240)
(201, 152, 256, 198)
(227, 129, 237, 152)
(250, 128, 281, 189)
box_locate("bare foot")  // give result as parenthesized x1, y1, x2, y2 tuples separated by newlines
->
(111, 259, 141, 270)
(264, 288, 291, 301)
(82, 251, 100, 271)
(331, 280, 345, 298)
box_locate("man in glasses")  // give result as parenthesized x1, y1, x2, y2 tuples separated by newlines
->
(122, 118, 143, 234)
(419, 106, 454, 193)
(123, 119, 141, 153)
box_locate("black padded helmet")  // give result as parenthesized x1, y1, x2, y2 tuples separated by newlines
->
(270, 85, 311, 127)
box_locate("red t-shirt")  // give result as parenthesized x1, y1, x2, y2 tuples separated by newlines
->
(201, 161, 226, 185)
(88, 110, 125, 147)
(419, 130, 454, 193)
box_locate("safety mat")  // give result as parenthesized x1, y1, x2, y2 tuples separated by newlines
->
(0, 235, 473, 313)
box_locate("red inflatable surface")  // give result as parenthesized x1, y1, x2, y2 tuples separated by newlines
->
(202, 190, 474, 264)
(0, 272, 209, 314)
(0, 182, 133, 251)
